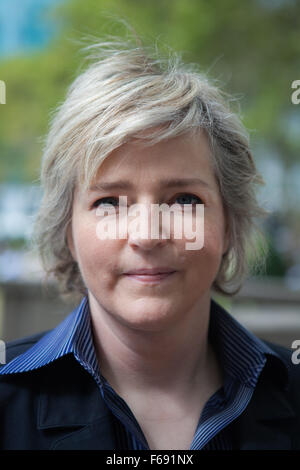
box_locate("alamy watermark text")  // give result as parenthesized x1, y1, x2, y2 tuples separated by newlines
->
(0, 340, 6, 364)
(95, 196, 204, 250)
(291, 80, 300, 104)
(0, 80, 6, 104)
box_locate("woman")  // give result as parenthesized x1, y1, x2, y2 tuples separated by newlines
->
(0, 39, 299, 451)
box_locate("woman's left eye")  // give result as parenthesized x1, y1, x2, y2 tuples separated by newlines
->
(174, 193, 203, 205)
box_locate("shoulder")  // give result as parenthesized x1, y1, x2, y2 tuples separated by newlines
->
(261, 339, 300, 383)
(264, 339, 300, 398)
(232, 338, 300, 449)
(255, 339, 300, 419)
(0, 330, 53, 400)
(2, 330, 50, 366)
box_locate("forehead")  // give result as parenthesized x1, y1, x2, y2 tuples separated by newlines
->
(93, 130, 214, 182)
(74, 129, 218, 200)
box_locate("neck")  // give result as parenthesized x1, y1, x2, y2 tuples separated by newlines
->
(88, 293, 220, 397)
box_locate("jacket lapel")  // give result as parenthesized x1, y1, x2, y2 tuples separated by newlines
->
(37, 355, 117, 450)
(232, 363, 295, 450)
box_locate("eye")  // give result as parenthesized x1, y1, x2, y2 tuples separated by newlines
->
(92, 196, 119, 208)
(92, 193, 204, 209)
(174, 193, 204, 205)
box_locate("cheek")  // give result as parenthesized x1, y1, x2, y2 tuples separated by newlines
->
(73, 223, 98, 263)
(183, 221, 225, 278)
(205, 221, 226, 250)
(204, 206, 227, 249)
(74, 225, 121, 283)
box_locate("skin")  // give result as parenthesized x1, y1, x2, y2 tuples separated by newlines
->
(67, 130, 229, 449)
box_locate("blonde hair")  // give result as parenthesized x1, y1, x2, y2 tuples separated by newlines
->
(33, 38, 266, 299)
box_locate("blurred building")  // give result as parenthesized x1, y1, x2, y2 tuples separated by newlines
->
(0, 184, 42, 282)
(0, 0, 61, 58)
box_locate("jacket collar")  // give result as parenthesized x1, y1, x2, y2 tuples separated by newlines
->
(36, 354, 117, 450)
(232, 355, 295, 450)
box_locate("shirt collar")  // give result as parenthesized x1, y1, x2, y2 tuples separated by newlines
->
(0, 296, 289, 389)
(209, 299, 289, 388)
(0, 297, 90, 374)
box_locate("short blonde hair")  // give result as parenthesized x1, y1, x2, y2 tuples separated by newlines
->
(33, 38, 265, 299)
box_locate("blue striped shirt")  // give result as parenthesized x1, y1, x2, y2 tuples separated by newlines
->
(0, 296, 287, 450)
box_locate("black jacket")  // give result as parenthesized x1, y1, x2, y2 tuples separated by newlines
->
(0, 331, 299, 450)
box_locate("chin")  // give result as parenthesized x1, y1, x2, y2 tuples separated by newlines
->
(114, 306, 177, 332)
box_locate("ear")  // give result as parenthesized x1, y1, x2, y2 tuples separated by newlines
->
(66, 221, 77, 262)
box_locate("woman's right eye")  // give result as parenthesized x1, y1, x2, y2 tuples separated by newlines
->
(92, 197, 119, 208)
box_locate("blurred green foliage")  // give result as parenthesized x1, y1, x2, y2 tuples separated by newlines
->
(0, 0, 299, 182)
(263, 235, 288, 277)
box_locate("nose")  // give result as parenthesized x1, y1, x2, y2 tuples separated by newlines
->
(127, 202, 169, 250)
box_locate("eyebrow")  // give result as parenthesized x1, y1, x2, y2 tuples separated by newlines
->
(89, 178, 212, 192)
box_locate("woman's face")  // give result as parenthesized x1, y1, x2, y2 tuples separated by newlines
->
(68, 131, 229, 332)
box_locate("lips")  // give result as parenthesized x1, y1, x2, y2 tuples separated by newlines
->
(123, 267, 177, 284)
(124, 267, 176, 275)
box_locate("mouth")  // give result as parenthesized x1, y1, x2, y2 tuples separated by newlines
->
(123, 268, 177, 284)
(124, 267, 176, 275)
(124, 272, 176, 284)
